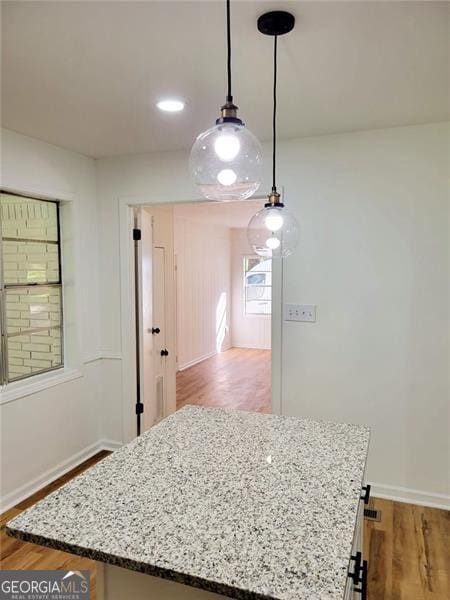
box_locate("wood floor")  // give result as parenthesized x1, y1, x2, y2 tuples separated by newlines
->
(1, 453, 449, 600)
(176, 347, 271, 413)
(364, 497, 449, 599)
(0, 451, 109, 599)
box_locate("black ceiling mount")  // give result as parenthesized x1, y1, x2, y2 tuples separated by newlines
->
(257, 11, 295, 36)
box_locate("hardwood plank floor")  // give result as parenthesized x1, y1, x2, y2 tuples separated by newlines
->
(0, 451, 110, 599)
(364, 497, 449, 599)
(2, 455, 449, 600)
(176, 347, 271, 413)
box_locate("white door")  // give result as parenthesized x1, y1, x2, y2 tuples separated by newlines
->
(152, 246, 167, 423)
(140, 211, 155, 432)
(139, 207, 176, 432)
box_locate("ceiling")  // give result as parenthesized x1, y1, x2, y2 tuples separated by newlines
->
(173, 199, 265, 228)
(2, 1, 448, 158)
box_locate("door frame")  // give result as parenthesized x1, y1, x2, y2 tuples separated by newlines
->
(118, 195, 284, 444)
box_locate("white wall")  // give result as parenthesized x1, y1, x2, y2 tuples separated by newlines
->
(3, 124, 446, 507)
(0, 129, 109, 509)
(96, 122, 449, 506)
(280, 123, 449, 504)
(230, 228, 271, 350)
(174, 215, 231, 370)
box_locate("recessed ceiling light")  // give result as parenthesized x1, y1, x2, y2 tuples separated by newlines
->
(156, 99, 185, 113)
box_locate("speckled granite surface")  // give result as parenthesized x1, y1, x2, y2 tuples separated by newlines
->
(7, 406, 369, 600)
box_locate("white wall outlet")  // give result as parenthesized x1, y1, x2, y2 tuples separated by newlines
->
(285, 304, 317, 322)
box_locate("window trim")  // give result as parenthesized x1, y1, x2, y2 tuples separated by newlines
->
(0, 191, 64, 385)
(0, 367, 82, 405)
(243, 254, 272, 318)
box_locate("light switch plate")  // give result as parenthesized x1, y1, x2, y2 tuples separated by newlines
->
(285, 304, 317, 322)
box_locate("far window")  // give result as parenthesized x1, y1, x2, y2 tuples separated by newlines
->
(0, 192, 63, 384)
(243, 256, 272, 316)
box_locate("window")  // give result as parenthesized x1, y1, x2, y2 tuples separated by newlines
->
(243, 256, 272, 316)
(0, 192, 63, 384)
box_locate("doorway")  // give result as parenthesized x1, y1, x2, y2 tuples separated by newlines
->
(136, 199, 276, 433)
(138, 206, 176, 432)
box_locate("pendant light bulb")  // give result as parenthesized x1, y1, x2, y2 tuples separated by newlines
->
(214, 133, 240, 161)
(264, 210, 284, 232)
(217, 168, 237, 186)
(189, 0, 262, 201)
(266, 236, 281, 250)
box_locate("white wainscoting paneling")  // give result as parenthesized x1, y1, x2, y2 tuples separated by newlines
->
(174, 216, 231, 369)
(231, 228, 271, 350)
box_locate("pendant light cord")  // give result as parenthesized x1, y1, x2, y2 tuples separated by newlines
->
(226, 0, 232, 102)
(272, 35, 278, 192)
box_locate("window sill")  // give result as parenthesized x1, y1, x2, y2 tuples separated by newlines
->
(0, 367, 83, 406)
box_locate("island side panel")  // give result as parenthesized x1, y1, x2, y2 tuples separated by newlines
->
(343, 496, 365, 600)
(96, 562, 231, 600)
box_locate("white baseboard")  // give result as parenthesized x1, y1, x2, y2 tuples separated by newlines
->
(178, 351, 217, 371)
(179, 345, 261, 372)
(0, 438, 123, 513)
(370, 482, 450, 510)
(98, 438, 123, 452)
(232, 344, 271, 350)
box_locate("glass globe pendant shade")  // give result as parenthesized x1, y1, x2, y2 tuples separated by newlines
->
(190, 120, 263, 201)
(247, 203, 299, 258)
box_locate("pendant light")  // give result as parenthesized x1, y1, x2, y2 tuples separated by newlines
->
(189, 0, 263, 202)
(247, 11, 299, 258)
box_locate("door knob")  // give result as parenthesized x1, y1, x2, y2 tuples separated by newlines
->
(151, 327, 160, 335)
(160, 349, 169, 357)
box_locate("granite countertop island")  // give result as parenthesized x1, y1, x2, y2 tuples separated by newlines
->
(7, 406, 370, 600)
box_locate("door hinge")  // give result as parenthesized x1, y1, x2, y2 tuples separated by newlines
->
(133, 228, 141, 241)
(136, 402, 144, 415)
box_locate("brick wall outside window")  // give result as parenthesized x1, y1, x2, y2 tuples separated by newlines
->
(1, 193, 63, 382)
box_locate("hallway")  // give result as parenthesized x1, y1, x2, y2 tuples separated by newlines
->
(176, 348, 271, 413)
